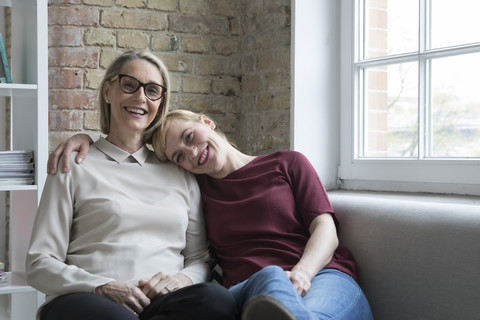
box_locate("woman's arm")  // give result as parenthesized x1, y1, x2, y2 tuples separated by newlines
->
(178, 172, 211, 282)
(34, 151, 153, 315)
(27, 164, 114, 294)
(286, 213, 339, 296)
(47, 133, 93, 174)
(283, 152, 339, 296)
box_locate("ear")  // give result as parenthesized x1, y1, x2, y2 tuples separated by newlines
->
(200, 115, 216, 130)
(103, 81, 111, 103)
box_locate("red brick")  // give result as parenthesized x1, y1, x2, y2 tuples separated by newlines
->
(49, 48, 99, 68)
(49, 68, 84, 89)
(49, 90, 97, 110)
(49, 110, 83, 130)
(49, 26, 83, 46)
(49, 7, 98, 26)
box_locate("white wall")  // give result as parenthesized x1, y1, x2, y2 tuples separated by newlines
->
(291, 0, 341, 189)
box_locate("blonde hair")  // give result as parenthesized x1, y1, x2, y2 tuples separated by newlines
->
(152, 109, 233, 162)
(99, 50, 170, 144)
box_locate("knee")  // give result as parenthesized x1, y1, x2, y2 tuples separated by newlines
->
(246, 265, 290, 289)
(196, 283, 239, 319)
(198, 282, 233, 302)
(197, 282, 236, 306)
(256, 265, 286, 279)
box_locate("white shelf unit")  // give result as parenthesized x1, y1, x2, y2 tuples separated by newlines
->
(0, 0, 48, 319)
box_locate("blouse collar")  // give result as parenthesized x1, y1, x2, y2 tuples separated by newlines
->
(94, 137, 149, 166)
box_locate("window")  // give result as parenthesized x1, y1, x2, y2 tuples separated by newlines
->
(339, 0, 480, 195)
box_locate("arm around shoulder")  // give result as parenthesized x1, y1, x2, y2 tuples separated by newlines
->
(47, 133, 94, 174)
(178, 172, 211, 283)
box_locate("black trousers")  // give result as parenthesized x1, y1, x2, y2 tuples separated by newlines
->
(41, 282, 239, 320)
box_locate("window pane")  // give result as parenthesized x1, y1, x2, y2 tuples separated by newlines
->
(430, 0, 480, 49)
(430, 53, 480, 157)
(364, 0, 418, 59)
(363, 62, 418, 157)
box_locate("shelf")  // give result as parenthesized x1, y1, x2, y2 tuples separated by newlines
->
(0, 185, 37, 191)
(0, 272, 36, 294)
(0, 0, 36, 8)
(1, 0, 48, 317)
(0, 83, 37, 96)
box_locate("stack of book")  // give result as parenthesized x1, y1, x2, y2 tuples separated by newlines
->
(0, 150, 35, 185)
(0, 262, 6, 287)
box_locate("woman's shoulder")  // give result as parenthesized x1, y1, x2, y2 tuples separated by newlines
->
(242, 150, 309, 175)
(262, 150, 307, 163)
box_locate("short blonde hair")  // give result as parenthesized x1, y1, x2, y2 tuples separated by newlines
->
(99, 50, 170, 144)
(152, 109, 233, 162)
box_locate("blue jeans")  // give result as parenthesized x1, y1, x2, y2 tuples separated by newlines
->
(229, 265, 373, 320)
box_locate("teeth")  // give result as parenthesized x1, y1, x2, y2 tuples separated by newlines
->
(199, 148, 207, 164)
(126, 107, 146, 115)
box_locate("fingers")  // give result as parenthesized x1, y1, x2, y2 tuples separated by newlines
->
(76, 143, 89, 164)
(118, 287, 149, 315)
(47, 134, 93, 174)
(285, 270, 311, 297)
(47, 142, 67, 174)
(61, 139, 79, 172)
(127, 286, 150, 315)
(95, 281, 150, 315)
(46, 141, 73, 174)
(139, 272, 179, 299)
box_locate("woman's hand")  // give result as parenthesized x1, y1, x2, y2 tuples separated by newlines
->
(285, 265, 312, 297)
(47, 134, 93, 174)
(138, 272, 193, 299)
(95, 280, 150, 315)
(287, 214, 339, 297)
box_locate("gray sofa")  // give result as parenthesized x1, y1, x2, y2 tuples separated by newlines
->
(329, 191, 480, 320)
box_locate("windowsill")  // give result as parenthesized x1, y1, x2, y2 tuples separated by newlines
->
(337, 177, 480, 197)
(328, 189, 480, 207)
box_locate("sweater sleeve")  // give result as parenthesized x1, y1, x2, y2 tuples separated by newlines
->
(26, 160, 114, 295)
(177, 172, 211, 284)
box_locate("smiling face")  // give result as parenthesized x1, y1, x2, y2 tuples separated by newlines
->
(103, 59, 163, 139)
(164, 116, 228, 177)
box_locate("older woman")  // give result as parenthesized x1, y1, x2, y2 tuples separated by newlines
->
(26, 52, 237, 320)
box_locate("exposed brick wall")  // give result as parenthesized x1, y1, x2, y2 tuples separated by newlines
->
(365, 0, 388, 157)
(48, 0, 291, 155)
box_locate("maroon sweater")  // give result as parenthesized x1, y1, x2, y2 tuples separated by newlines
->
(196, 150, 357, 288)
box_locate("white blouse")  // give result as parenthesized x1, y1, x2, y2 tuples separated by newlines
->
(26, 137, 210, 306)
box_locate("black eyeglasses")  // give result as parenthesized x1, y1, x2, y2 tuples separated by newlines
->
(110, 74, 167, 101)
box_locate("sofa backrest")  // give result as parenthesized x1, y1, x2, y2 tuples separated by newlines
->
(329, 191, 480, 320)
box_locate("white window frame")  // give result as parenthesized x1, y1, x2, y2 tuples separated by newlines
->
(339, 0, 480, 196)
